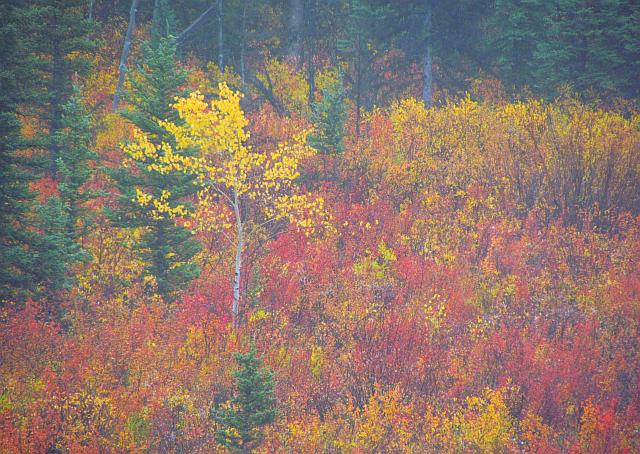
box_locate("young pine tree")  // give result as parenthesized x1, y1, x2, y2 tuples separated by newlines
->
(55, 85, 99, 241)
(1, 2, 92, 308)
(33, 197, 90, 319)
(309, 75, 347, 156)
(213, 350, 278, 452)
(32, 85, 96, 317)
(107, 37, 201, 303)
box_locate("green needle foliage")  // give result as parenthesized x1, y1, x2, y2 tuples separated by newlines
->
(309, 75, 348, 156)
(107, 37, 201, 303)
(55, 85, 99, 242)
(0, 1, 40, 304)
(34, 85, 96, 318)
(213, 350, 278, 452)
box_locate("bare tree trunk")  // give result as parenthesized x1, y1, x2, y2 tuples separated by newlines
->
(88, 0, 94, 21)
(232, 188, 243, 328)
(307, 54, 315, 106)
(112, 0, 140, 112)
(306, 3, 315, 106)
(240, 0, 247, 90)
(422, 0, 433, 107)
(218, 0, 224, 69)
(176, 2, 217, 44)
(49, 40, 63, 179)
(288, 0, 303, 62)
(152, 0, 161, 37)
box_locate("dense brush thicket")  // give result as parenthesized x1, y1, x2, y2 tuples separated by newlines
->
(1, 1, 639, 452)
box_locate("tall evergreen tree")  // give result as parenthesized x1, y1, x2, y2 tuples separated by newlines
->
(0, 1, 40, 304)
(533, 0, 640, 97)
(488, 0, 549, 91)
(22, 0, 96, 178)
(213, 350, 278, 452)
(1, 1, 92, 307)
(107, 37, 201, 303)
(489, 0, 640, 99)
(337, 0, 391, 136)
(27, 86, 97, 319)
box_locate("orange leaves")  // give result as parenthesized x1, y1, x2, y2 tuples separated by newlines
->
(4, 66, 640, 452)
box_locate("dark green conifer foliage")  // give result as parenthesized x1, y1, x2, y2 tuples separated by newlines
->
(30, 85, 96, 317)
(55, 85, 99, 241)
(337, 0, 391, 135)
(151, 0, 179, 40)
(33, 197, 90, 317)
(107, 37, 201, 303)
(0, 1, 40, 304)
(309, 76, 347, 155)
(488, 0, 548, 91)
(489, 0, 640, 98)
(22, 0, 96, 178)
(537, 0, 640, 98)
(1, 2, 96, 310)
(213, 350, 278, 452)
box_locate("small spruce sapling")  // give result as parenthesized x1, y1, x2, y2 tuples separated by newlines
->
(213, 350, 278, 452)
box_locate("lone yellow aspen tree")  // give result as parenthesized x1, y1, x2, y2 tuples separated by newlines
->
(124, 83, 328, 326)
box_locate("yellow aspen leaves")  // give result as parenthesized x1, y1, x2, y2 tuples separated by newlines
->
(125, 82, 330, 235)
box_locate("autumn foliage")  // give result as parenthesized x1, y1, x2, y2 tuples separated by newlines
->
(2, 15, 640, 454)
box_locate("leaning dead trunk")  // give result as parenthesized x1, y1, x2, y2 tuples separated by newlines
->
(176, 2, 217, 44)
(112, 0, 140, 112)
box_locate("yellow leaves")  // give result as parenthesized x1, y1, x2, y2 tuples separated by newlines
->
(267, 194, 332, 236)
(166, 390, 196, 431)
(191, 189, 234, 233)
(309, 345, 324, 380)
(127, 81, 331, 248)
(314, 67, 341, 97)
(257, 59, 310, 116)
(53, 390, 118, 449)
(331, 386, 417, 453)
(162, 85, 249, 157)
(426, 385, 517, 453)
(134, 188, 152, 206)
(423, 293, 446, 332)
(190, 62, 243, 97)
(123, 128, 160, 162)
(123, 126, 191, 221)
(157, 83, 317, 207)
(460, 387, 515, 452)
(180, 326, 206, 362)
(353, 240, 397, 280)
(249, 309, 270, 324)
(132, 187, 187, 220)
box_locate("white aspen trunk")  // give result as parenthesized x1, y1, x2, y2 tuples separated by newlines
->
(112, 0, 140, 112)
(232, 188, 243, 327)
